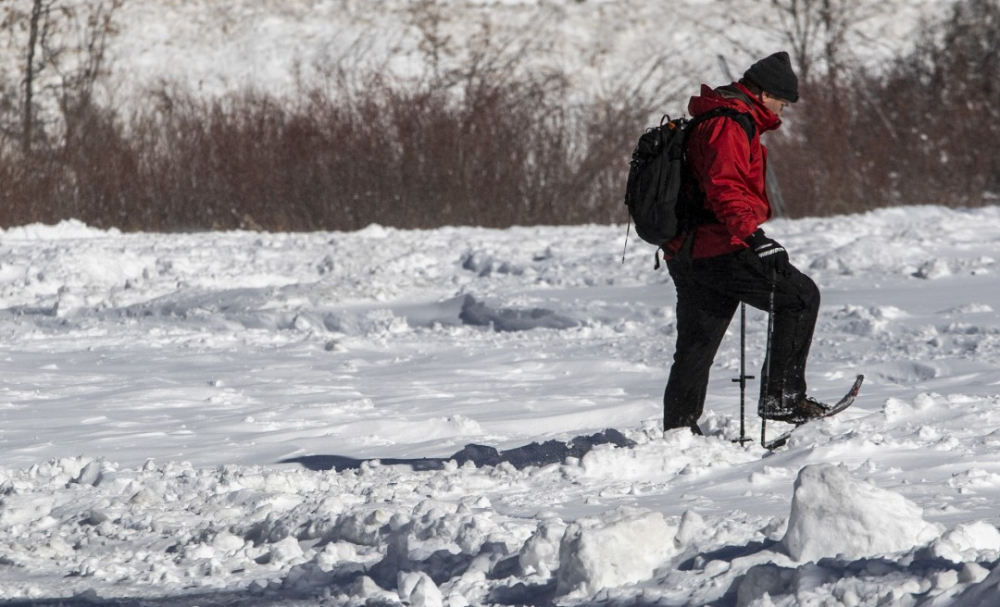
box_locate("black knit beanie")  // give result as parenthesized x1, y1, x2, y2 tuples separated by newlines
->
(743, 51, 799, 103)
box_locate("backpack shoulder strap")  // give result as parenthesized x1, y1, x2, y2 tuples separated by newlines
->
(677, 107, 757, 233)
(688, 107, 755, 144)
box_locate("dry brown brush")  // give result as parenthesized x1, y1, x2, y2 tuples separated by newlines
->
(0, 30, 656, 233)
(1, 0, 997, 231)
(768, 0, 1000, 217)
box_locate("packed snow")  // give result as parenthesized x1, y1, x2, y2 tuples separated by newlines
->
(3, 206, 1000, 605)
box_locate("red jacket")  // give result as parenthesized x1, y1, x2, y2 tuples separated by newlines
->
(665, 82, 782, 260)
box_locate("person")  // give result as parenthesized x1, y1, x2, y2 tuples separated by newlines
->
(661, 51, 825, 435)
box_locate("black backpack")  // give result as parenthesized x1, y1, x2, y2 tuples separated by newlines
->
(623, 107, 755, 249)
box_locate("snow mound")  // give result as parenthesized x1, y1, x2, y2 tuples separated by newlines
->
(556, 507, 678, 597)
(781, 464, 942, 563)
(1, 219, 120, 240)
(928, 521, 1000, 563)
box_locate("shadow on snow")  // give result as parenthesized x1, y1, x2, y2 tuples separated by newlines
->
(279, 428, 636, 472)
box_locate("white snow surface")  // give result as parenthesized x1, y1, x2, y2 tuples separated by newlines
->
(4, 206, 1000, 605)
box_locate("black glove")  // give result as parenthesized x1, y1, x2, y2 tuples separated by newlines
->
(745, 229, 790, 276)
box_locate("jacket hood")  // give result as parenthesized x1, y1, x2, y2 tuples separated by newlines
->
(687, 82, 782, 134)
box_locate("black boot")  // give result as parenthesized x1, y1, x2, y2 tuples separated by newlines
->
(763, 395, 829, 425)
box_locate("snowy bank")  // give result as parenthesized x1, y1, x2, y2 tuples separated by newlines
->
(3, 207, 1000, 605)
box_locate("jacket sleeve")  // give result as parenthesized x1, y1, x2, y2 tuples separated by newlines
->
(687, 117, 763, 244)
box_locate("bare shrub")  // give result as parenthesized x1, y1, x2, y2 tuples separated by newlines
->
(12, 1, 997, 231)
(0, 0, 689, 232)
(768, 0, 1000, 217)
(1, 0, 122, 152)
(120, 65, 650, 232)
(769, 0, 874, 84)
(881, 0, 1000, 206)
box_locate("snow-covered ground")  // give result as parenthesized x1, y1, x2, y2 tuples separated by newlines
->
(4, 206, 1000, 605)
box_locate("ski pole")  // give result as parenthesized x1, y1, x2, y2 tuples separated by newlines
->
(732, 302, 754, 445)
(760, 270, 777, 447)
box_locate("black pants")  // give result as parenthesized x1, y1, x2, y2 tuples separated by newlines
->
(662, 249, 820, 431)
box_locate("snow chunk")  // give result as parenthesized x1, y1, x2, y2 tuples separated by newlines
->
(518, 519, 567, 577)
(398, 570, 443, 607)
(781, 464, 942, 563)
(556, 507, 678, 597)
(261, 536, 305, 566)
(929, 521, 1000, 563)
(72, 460, 105, 486)
(941, 303, 994, 315)
(914, 258, 952, 279)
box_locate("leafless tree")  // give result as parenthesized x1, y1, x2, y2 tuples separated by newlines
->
(769, 0, 873, 84)
(1, 0, 122, 152)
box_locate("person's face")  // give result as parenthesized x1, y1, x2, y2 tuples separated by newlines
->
(761, 92, 791, 117)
